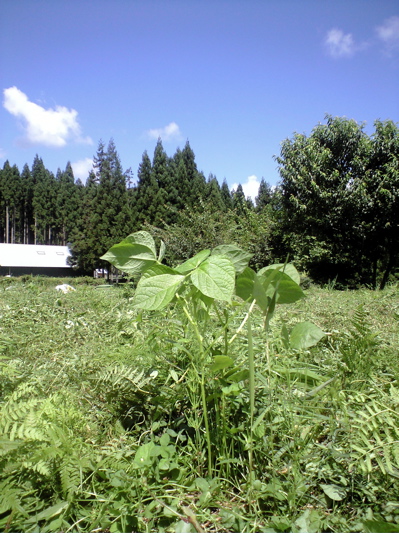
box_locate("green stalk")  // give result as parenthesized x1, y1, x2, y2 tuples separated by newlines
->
(247, 312, 255, 483)
(181, 300, 213, 477)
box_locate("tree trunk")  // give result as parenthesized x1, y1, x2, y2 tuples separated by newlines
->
(379, 252, 395, 290)
(12, 206, 16, 243)
(372, 258, 377, 290)
(5, 205, 9, 243)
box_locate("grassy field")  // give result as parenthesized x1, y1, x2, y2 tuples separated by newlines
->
(1, 276, 398, 532)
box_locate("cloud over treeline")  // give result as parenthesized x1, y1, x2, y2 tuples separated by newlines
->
(3, 86, 93, 148)
(146, 122, 182, 142)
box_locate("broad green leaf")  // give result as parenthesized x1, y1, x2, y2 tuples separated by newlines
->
(175, 249, 211, 274)
(236, 267, 270, 312)
(159, 433, 170, 447)
(257, 266, 285, 293)
(295, 509, 323, 533)
(210, 355, 234, 373)
(195, 477, 210, 492)
(130, 230, 157, 256)
(100, 231, 157, 275)
(141, 263, 180, 279)
(212, 244, 252, 274)
(224, 368, 249, 382)
(175, 519, 195, 533)
(289, 321, 326, 350)
(261, 270, 305, 304)
(133, 274, 185, 310)
(186, 286, 214, 308)
(190, 255, 235, 301)
(259, 263, 300, 285)
(320, 483, 347, 501)
(134, 441, 156, 466)
(274, 276, 304, 303)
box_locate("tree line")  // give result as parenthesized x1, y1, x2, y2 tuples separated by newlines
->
(0, 116, 398, 288)
(0, 138, 273, 273)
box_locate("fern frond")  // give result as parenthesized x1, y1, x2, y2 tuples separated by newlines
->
(0, 481, 25, 515)
(349, 393, 399, 477)
(95, 364, 155, 396)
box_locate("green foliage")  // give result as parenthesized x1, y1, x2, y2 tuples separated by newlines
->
(1, 257, 399, 529)
(274, 115, 399, 288)
(338, 305, 380, 385)
(102, 231, 326, 482)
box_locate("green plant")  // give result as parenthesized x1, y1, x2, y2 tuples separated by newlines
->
(101, 231, 326, 482)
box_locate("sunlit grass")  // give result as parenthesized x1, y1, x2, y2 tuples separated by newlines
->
(1, 277, 398, 532)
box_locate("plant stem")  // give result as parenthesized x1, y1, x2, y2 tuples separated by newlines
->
(247, 312, 255, 483)
(180, 299, 213, 477)
(229, 299, 256, 345)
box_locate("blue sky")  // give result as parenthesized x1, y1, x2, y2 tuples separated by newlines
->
(1, 0, 398, 198)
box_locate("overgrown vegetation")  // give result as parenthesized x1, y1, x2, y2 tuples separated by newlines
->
(1, 116, 398, 287)
(1, 231, 398, 532)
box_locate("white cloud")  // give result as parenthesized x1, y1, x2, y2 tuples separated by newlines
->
(0, 148, 6, 160)
(325, 28, 356, 57)
(146, 122, 182, 142)
(3, 86, 93, 148)
(71, 158, 93, 180)
(232, 175, 260, 201)
(376, 16, 399, 53)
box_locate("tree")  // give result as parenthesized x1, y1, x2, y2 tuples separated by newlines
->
(134, 150, 159, 227)
(20, 164, 34, 244)
(69, 140, 133, 274)
(232, 184, 246, 216)
(151, 139, 174, 224)
(255, 178, 273, 211)
(31, 155, 58, 244)
(220, 179, 233, 211)
(181, 141, 206, 207)
(205, 174, 224, 212)
(274, 115, 398, 287)
(56, 162, 80, 245)
(364, 120, 399, 288)
(0, 162, 21, 243)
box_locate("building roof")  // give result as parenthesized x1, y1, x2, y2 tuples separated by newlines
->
(0, 244, 72, 268)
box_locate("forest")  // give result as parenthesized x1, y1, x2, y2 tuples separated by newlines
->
(0, 115, 398, 288)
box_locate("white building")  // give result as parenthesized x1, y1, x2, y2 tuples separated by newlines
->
(0, 243, 72, 276)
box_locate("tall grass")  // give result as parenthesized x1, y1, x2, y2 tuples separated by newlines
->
(0, 277, 398, 532)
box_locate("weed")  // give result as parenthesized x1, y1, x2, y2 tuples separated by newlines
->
(1, 252, 399, 532)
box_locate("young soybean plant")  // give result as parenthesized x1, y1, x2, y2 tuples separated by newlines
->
(101, 231, 324, 479)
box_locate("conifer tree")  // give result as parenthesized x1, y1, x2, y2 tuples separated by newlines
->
(172, 150, 191, 211)
(255, 178, 273, 211)
(56, 162, 80, 245)
(151, 139, 174, 224)
(0, 162, 21, 243)
(205, 174, 224, 211)
(220, 179, 233, 211)
(31, 156, 57, 244)
(20, 164, 34, 244)
(232, 183, 246, 216)
(134, 151, 158, 227)
(70, 139, 132, 273)
(181, 141, 206, 207)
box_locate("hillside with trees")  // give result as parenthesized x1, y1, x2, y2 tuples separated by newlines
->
(1, 116, 398, 287)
